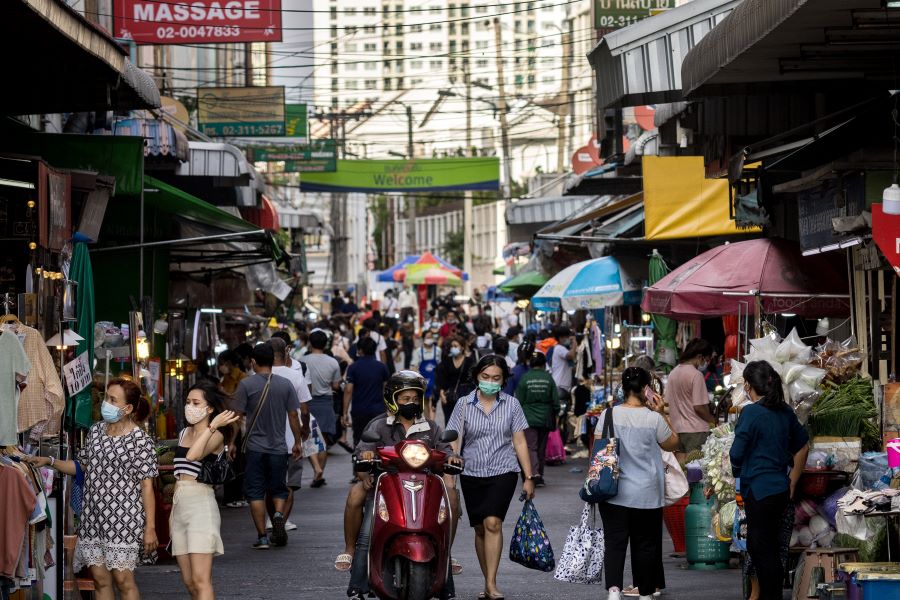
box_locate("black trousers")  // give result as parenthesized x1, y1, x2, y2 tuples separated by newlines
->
(745, 490, 790, 600)
(597, 503, 664, 597)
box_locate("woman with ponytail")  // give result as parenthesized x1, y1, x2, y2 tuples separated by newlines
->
(730, 361, 809, 600)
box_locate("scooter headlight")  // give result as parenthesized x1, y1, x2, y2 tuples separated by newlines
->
(437, 496, 448, 524)
(377, 494, 390, 522)
(400, 443, 430, 469)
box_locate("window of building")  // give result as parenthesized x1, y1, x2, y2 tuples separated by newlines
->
(364, 43, 377, 52)
(364, 25, 376, 33)
(430, 42, 442, 51)
(476, 59, 488, 68)
(541, 2, 552, 11)
(476, 40, 488, 49)
(330, 7, 337, 19)
(461, 23, 469, 34)
(527, 20, 535, 32)
(449, 23, 456, 35)
(331, 96, 338, 107)
(364, 79, 377, 89)
(542, 75, 554, 85)
(331, 61, 338, 73)
(476, 4, 488, 13)
(430, 23, 442, 31)
(345, 43, 357, 52)
(449, 3, 456, 16)
(410, 42, 423, 50)
(363, 7, 376, 15)
(430, 59, 443, 68)
(384, 78, 393, 90)
(461, 4, 470, 16)
(411, 78, 423, 85)
(411, 60, 423, 69)
(429, 6, 441, 14)
(331, 79, 339, 91)
(345, 62, 358, 71)
(331, 25, 338, 36)
(346, 80, 358, 89)
(411, 24, 423, 32)
(345, 7, 356, 15)
(365, 61, 377, 70)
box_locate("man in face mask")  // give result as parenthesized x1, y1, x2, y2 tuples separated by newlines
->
(666, 337, 716, 462)
(340, 371, 462, 599)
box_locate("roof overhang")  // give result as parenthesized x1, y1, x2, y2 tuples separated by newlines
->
(587, 0, 742, 109)
(172, 141, 264, 207)
(3, 0, 160, 115)
(681, 0, 897, 99)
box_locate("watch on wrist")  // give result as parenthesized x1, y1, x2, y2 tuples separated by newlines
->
(526, 475, 537, 481)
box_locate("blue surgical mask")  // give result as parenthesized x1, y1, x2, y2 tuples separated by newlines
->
(449, 347, 461, 357)
(101, 400, 124, 423)
(478, 381, 502, 396)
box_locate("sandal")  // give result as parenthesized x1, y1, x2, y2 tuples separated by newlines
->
(622, 587, 640, 597)
(311, 477, 327, 488)
(334, 553, 353, 571)
(451, 558, 463, 575)
(338, 440, 354, 453)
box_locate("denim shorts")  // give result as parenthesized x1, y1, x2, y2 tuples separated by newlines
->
(244, 450, 289, 501)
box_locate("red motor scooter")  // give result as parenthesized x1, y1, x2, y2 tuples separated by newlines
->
(356, 430, 463, 600)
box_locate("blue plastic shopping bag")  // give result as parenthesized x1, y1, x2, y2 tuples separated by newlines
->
(509, 500, 555, 572)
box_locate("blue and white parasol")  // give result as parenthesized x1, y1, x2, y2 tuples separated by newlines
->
(531, 256, 644, 312)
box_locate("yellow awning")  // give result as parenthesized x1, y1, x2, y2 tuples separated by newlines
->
(643, 156, 760, 240)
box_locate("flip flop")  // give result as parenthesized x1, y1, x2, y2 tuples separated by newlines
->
(338, 440, 354, 453)
(451, 558, 463, 575)
(334, 553, 352, 571)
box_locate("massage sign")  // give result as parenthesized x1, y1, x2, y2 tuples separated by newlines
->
(114, 0, 283, 44)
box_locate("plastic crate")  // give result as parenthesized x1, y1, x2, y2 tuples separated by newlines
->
(799, 470, 832, 497)
(838, 562, 900, 600)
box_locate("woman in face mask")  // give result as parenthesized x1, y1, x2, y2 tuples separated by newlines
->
(171, 382, 240, 600)
(446, 355, 536, 600)
(410, 331, 442, 420)
(434, 335, 476, 426)
(26, 379, 157, 600)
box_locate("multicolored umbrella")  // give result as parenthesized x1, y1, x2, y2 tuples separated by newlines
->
(532, 256, 643, 311)
(377, 253, 468, 282)
(404, 263, 462, 286)
(641, 238, 850, 319)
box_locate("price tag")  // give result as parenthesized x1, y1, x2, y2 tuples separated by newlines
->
(63, 353, 92, 396)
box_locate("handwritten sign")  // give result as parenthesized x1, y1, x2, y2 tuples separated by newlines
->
(63, 354, 92, 396)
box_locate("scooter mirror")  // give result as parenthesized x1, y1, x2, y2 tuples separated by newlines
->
(441, 430, 459, 443)
(361, 431, 382, 444)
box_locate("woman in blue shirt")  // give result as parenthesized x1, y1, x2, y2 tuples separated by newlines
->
(730, 361, 809, 600)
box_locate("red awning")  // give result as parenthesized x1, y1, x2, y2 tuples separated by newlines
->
(240, 195, 280, 230)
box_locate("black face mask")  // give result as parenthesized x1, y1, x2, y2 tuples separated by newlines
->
(397, 402, 423, 420)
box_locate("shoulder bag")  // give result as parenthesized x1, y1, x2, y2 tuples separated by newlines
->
(580, 408, 619, 503)
(197, 447, 235, 485)
(554, 502, 604, 584)
(241, 374, 273, 454)
(662, 449, 688, 506)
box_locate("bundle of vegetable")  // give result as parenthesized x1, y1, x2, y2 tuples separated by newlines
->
(700, 423, 736, 502)
(809, 376, 879, 451)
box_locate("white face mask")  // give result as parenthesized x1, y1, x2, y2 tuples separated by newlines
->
(185, 404, 210, 425)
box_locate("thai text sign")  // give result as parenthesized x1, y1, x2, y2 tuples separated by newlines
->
(593, 0, 672, 30)
(63, 354, 92, 396)
(250, 140, 337, 172)
(114, 0, 282, 44)
(299, 158, 500, 193)
(198, 86, 285, 137)
(284, 104, 307, 138)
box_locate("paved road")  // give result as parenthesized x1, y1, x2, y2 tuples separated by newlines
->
(136, 449, 743, 599)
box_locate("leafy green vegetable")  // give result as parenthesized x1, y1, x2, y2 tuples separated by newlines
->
(809, 376, 879, 450)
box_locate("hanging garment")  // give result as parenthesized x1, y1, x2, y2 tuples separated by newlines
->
(5, 324, 64, 437)
(590, 322, 604, 376)
(0, 465, 38, 579)
(0, 333, 30, 446)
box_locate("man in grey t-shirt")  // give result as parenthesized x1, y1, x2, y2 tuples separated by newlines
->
(299, 329, 342, 487)
(233, 343, 304, 549)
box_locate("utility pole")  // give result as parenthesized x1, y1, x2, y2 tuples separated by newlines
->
(557, 22, 571, 174)
(406, 105, 417, 256)
(463, 67, 474, 296)
(465, 68, 473, 155)
(493, 18, 513, 198)
(244, 42, 253, 86)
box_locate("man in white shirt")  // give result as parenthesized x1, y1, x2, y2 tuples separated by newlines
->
(362, 318, 389, 364)
(398, 285, 417, 323)
(270, 338, 315, 533)
(382, 289, 399, 319)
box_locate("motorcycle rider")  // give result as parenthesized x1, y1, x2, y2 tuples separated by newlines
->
(341, 370, 463, 600)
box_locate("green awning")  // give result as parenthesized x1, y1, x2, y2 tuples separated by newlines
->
(0, 132, 144, 195)
(498, 270, 548, 295)
(143, 175, 256, 233)
(493, 265, 506, 275)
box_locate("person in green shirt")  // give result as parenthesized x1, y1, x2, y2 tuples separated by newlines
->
(514, 352, 559, 486)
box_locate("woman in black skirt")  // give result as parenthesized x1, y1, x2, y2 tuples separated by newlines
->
(447, 355, 536, 600)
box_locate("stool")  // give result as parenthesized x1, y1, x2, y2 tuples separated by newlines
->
(793, 547, 859, 600)
(62, 535, 96, 598)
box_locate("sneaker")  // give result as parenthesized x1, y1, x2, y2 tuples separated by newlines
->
(252, 536, 270, 550)
(270, 512, 288, 546)
(607, 590, 622, 600)
(285, 520, 298, 532)
(265, 518, 272, 530)
(534, 476, 546, 488)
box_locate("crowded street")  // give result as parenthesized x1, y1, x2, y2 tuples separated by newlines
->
(133, 450, 743, 599)
(2, 1, 900, 600)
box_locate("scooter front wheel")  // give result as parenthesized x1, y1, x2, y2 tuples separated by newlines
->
(397, 558, 432, 600)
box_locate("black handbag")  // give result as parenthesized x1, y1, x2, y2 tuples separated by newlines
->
(197, 450, 235, 485)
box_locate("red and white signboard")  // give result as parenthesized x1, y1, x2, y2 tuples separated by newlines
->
(114, 0, 282, 45)
(872, 204, 900, 276)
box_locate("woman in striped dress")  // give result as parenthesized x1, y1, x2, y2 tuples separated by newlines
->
(447, 354, 536, 600)
(171, 382, 240, 600)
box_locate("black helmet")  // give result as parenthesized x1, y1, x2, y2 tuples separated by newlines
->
(517, 339, 536, 365)
(383, 370, 427, 414)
